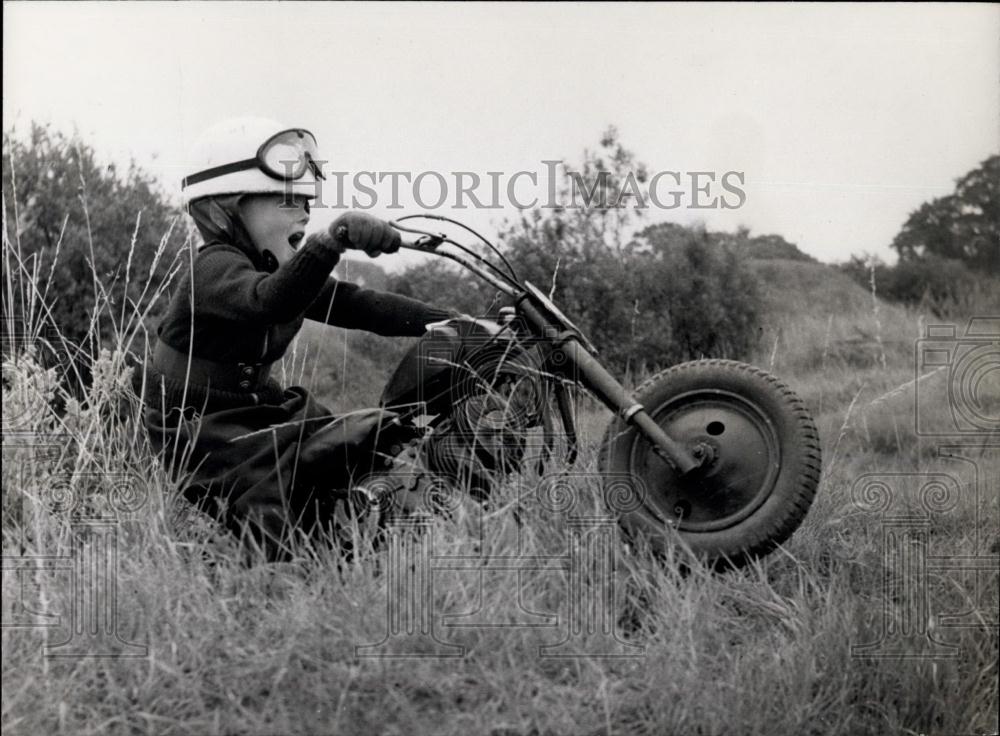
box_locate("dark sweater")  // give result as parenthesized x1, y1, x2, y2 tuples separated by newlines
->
(147, 235, 451, 412)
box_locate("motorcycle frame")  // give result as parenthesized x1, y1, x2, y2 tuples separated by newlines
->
(395, 228, 700, 476)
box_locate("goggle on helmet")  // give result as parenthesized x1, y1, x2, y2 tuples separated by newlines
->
(181, 118, 325, 206)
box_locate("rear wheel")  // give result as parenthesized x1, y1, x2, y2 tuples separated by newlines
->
(599, 360, 821, 568)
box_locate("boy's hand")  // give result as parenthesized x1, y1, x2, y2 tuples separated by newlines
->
(330, 212, 401, 258)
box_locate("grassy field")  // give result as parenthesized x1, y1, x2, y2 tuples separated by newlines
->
(2, 234, 998, 736)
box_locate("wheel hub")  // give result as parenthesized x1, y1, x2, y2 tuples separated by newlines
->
(633, 390, 781, 532)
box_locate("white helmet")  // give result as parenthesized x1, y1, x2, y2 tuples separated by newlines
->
(181, 117, 324, 206)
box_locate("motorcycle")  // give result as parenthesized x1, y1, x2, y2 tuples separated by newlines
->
(340, 214, 822, 569)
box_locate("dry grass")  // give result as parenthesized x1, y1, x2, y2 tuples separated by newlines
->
(2, 223, 998, 736)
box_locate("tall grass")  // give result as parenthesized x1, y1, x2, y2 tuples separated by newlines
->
(2, 198, 998, 736)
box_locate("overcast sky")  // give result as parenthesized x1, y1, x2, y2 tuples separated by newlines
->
(4, 2, 999, 265)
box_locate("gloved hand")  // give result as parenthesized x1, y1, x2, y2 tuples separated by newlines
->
(329, 212, 401, 258)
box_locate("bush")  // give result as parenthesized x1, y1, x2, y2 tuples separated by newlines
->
(840, 254, 1000, 317)
(2, 123, 187, 351)
(631, 223, 763, 368)
(386, 258, 502, 317)
(488, 218, 764, 376)
(391, 129, 766, 378)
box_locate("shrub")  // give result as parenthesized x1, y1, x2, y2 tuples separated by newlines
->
(630, 223, 764, 368)
(2, 123, 187, 352)
(391, 129, 766, 377)
(386, 258, 501, 317)
(840, 253, 1000, 317)
(489, 219, 764, 376)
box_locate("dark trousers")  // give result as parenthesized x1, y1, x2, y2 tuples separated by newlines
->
(145, 385, 399, 561)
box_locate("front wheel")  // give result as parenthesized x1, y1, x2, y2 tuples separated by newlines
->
(598, 360, 822, 568)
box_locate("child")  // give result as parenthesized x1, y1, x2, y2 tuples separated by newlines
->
(143, 117, 454, 561)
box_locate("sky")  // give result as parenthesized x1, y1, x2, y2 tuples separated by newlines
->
(4, 2, 999, 266)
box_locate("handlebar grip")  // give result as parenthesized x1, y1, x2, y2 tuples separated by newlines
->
(333, 225, 354, 248)
(334, 223, 408, 252)
(334, 222, 429, 252)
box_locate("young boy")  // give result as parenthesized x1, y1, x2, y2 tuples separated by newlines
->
(144, 117, 453, 561)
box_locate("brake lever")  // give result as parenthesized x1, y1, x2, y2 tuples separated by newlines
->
(389, 219, 448, 252)
(411, 234, 446, 251)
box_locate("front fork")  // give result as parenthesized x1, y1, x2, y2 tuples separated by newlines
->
(557, 340, 700, 475)
(515, 299, 700, 475)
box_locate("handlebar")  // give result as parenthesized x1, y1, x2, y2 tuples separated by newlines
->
(332, 223, 444, 254)
(332, 214, 523, 297)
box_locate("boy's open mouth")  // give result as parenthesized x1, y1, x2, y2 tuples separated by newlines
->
(288, 232, 305, 248)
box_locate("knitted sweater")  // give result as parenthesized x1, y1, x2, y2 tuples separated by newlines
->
(146, 234, 452, 413)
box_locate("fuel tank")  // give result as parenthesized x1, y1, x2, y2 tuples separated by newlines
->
(379, 318, 506, 411)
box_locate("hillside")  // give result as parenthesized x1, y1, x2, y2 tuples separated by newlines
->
(282, 320, 417, 413)
(6, 238, 996, 736)
(747, 258, 917, 378)
(750, 258, 884, 321)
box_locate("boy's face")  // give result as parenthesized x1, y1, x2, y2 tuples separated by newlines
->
(239, 194, 311, 265)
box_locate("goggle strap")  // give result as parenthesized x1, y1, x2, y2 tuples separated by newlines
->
(182, 128, 320, 189)
(182, 158, 259, 188)
(182, 158, 315, 188)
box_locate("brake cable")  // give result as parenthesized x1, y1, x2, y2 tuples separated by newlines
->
(393, 219, 513, 286)
(403, 213, 520, 283)
(393, 213, 521, 287)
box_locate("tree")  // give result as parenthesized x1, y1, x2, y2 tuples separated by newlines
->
(495, 128, 762, 375)
(840, 252, 997, 317)
(891, 154, 999, 274)
(2, 122, 187, 352)
(388, 127, 764, 376)
(630, 223, 763, 367)
(386, 258, 501, 317)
